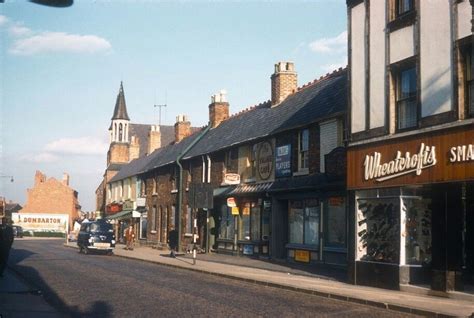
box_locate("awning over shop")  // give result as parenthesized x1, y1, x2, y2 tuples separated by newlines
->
(105, 210, 142, 220)
(228, 182, 273, 195)
(213, 186, 235, 197)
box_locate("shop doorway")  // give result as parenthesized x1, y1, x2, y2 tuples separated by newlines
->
(465, 183, 474, 286)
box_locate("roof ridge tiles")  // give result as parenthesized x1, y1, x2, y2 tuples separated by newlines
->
(296, 66, 347, 93)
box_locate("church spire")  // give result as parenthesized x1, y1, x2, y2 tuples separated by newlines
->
(111, 81, 130, 121)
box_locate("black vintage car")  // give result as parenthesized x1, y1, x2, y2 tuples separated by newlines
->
(77, 220, 115, 254)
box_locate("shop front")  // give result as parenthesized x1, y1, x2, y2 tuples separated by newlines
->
(105, 200, 143, 244)
(347, 124, 474, 291)
(269, 175, 347, 267)
(215, 183, 272, 257)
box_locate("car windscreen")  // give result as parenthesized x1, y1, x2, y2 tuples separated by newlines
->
(90, 223, 113, 233)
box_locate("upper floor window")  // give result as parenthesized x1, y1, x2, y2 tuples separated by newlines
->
(467, 48, 474, 116)
(396, 0, 413, 17)
(225, 148, 238, 173)
(298, 129, 309, 171)
(396, 66, 417, 130)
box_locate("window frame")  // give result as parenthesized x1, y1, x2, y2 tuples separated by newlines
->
(465, 44, 474, 117)
(298, 129, 309, 172)
(396, 0, 414, 18)
(395, 64, 418, 132)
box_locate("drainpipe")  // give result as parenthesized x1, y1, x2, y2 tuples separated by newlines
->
(176, 124, 211, 252)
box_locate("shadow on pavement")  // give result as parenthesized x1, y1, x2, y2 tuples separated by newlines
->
(8, 249, 113, 317)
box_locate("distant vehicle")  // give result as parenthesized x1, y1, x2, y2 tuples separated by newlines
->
(77, 221, 115, 254)
(12, 225, 23, 238)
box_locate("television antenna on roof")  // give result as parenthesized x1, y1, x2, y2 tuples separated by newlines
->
(154, 91, 167, 126)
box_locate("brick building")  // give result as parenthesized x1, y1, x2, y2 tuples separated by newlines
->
(18, 170, 81, 231)
(95, 82, 176, 214)
(107, 62, 348, 270)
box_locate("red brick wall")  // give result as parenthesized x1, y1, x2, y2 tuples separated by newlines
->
(20, 175, 80, 229)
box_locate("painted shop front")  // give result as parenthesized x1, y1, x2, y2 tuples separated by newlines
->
(105, 200, 143, 244)
(215, 140, 276, 257)
(347, 124, 474, 291)
(270, 147, 347, 267)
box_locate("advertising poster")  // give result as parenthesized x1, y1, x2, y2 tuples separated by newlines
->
(12, 213, 68, 233)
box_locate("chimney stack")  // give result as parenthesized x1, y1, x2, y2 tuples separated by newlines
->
(148, 125, 161, 154)
(34, 170, 46, 186)
(62, 173, 70, 186)
(129, 135, 140, 160)
(209, 90, 229, 128)
(271, 61, 297, 106)
(174, 115, 191, 143)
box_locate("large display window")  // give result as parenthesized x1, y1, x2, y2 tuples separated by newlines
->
(355, 187, 432, 266)
(289, 199, 319, 246)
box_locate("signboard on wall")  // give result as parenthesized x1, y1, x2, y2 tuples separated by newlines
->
(295, 250, 310, 263)
(257, 141, 274, 180)
(223, 173, 241, 185)
(106, 203, 122, 214)
(275, 144, 292, 177)
(12, 213, 68, 233)
(347, 126, 474, 189)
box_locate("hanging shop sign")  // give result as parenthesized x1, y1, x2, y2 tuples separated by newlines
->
(227, 197, 237, 207)
(275, 144, 292, 177)
(231, 207, 240, 215)
(347, 126, 474, 189)
(106, 203, 122, 214)
(223, 173, 241, 185)
(257, 141, 274, 180)
(123, 200, 135, 210)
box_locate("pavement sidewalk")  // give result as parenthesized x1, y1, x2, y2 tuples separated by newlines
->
(0, 268, 64, 318)
(66, 242, 474, 317)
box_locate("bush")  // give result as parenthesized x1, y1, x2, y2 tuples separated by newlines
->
(23, 231, 66, 238)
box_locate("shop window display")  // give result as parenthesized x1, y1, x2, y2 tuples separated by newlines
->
(250, 202, 261, 240)
(403, 198, 432, 265)
(357, 198, 400, 263)
(219, 205, 235, 240)
(239, 203, 251, 240)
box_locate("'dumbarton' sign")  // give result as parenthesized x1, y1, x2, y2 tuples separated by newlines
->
(364, 143, 437, 182)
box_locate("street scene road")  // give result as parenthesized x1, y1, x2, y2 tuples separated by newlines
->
(7, 239, 420, 318)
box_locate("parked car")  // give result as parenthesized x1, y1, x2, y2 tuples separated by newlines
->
(77, 220, 115, 254)
(12, 225, 23, 238)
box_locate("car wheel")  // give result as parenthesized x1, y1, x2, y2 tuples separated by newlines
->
(78, 246, 83, 253)
(107, 251, 114, 256)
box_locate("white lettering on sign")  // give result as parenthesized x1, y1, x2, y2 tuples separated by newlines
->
(449, 144, 474, 163)
(364, 143, 437, 182)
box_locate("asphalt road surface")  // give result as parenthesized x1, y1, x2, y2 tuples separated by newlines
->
(8, 239, 421, 318)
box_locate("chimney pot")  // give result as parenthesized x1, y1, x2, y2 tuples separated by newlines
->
(271, 61, 297, 106)
(209, 90, 229, 128)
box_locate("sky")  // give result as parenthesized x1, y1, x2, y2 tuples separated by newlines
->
(0, 0, 347, 211)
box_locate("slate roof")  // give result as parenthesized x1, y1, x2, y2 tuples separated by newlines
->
(111, 82, 130, 120)
(107, 68, 347, 183)
(107, 163, 127, 171)
(129, 123, 175, 157)
(184, 68, 347, 159)
(108, 128, 205, 183)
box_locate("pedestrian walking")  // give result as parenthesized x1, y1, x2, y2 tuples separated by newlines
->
(168, 227, 178, 258)
(125, 225, 135, 250)
(0, 218, 14, 277)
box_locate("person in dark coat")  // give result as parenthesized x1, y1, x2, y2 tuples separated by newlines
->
(0, 218, 14, 277)
(168, 227, 178, 258)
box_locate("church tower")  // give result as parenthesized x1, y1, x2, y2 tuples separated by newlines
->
(107, 82, 131, 166)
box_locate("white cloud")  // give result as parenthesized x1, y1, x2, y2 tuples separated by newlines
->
(44, 136, 108, 156)
(9, 31, 112, 56)
(21, 152, 60, 163)
(309, 31, 347, 54)
(9, 24, 32, 37)
(0, 15, 8, 27)
(321, 56, 348, 73)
